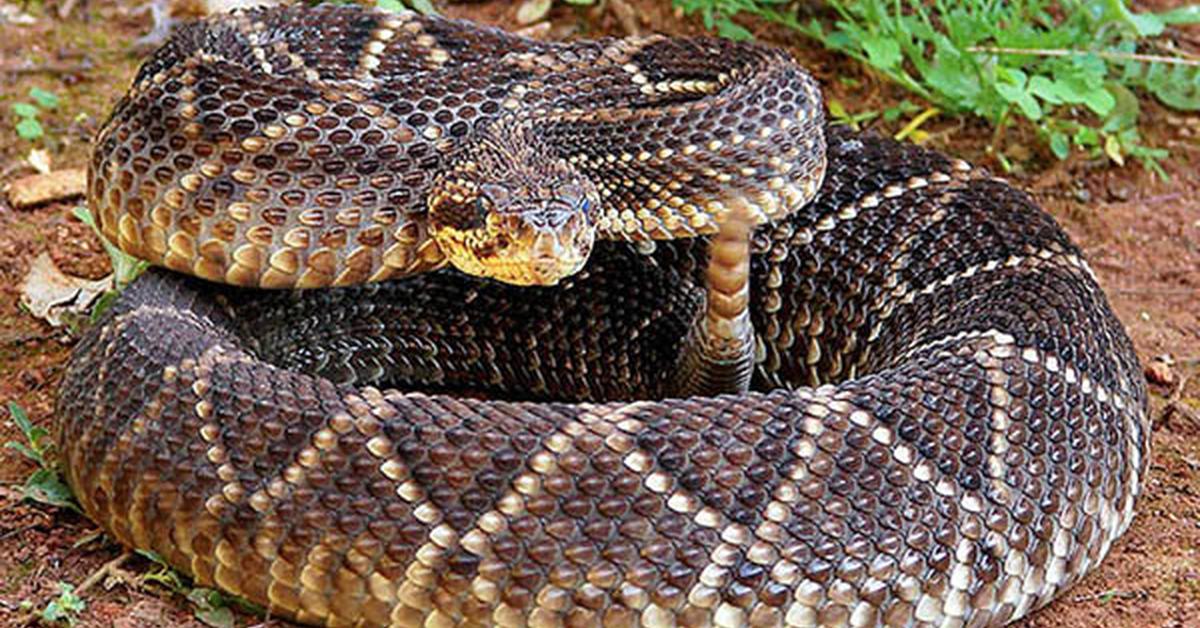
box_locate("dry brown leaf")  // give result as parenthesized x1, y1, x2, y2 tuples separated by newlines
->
(516, 0, 552, 26)
(20, 252, 113, 328)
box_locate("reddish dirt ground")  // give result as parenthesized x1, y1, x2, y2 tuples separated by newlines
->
(0, 1, 1196, 626)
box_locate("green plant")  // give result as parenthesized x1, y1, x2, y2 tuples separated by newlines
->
(138, 551, 264, 628)
(675, 0, 1200, 176)
(11, 87, 59, 143)
(72, 206, 149, 321)
(515, 0, 598, 26)
(321, 0, 436, 14)
(138, 550, 187, 592)
(187, 589, 236, 628)
(673, 0, 791, 40)
(41, 582, 86, 626)
(3, 402, 77, 512)
(374, 0, 436, 14)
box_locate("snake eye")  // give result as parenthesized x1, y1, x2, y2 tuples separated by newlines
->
(556, 183, 583, 201)
(480, 183, 510, 208)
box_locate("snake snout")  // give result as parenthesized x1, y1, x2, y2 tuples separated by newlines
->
(514, 207, 594, 285)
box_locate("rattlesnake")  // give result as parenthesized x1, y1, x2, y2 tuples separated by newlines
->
(57, 4, 1148, 627)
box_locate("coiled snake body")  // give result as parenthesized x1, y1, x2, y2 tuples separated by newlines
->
(58, 5, 1149, 627)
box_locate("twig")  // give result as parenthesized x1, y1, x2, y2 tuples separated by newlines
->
(968, 45, 1200, 66)
(0, 60, 93, 75)
(1071, 588, 1145, 603)
(75, 551, 132, 596)
(1123, 192, 1183, 206)
(3, 553, 126, 628)
(0, 522, 37, 543)
(57, 0, 78, 20)
(1152, 37, 1200, 62)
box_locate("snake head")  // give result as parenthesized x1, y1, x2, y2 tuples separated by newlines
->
(429, 132, 599, 286)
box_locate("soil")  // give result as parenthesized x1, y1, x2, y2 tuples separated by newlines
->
(0, 1, 1196, 626)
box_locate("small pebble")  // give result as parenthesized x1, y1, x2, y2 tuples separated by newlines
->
(1145, 361, 1176, 386)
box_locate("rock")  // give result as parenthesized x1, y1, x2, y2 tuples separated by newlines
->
(1145, 360, 1176, 386)
(4, 168, 86, 209)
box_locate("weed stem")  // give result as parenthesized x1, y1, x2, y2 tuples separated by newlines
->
(968, 46, 1200, 66)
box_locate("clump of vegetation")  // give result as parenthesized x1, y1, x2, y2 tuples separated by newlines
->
(139, 550, 264, 628)
(71, 206, 148, 321)
(673, 0, 792, 39)
(10, 87, 60, 145)
(674, 0, 1200, 176)
(374, 0, 437, 14)
(3, 402, 77, 512)
(40, 582, 86, 626)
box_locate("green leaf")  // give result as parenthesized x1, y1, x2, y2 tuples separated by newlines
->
(15, 117, 43, 140)
(825, 98, 878, 130)
(1049, 131, 1070, 159)
(1081, 86, 1116, 117)
(23, 468, 79, 512)
(1157, 6, 1200, 25)
(827, 98, 848, 121)
(29, 87, 60, 110)
(995, 151, 1013, 173)
(1028, 76, 1064, 105)
(138, 551, 187, 594)
(31, 427, 49, 449)
(925, 41, 981, 113)
(1103, 0, 1165, 36)
(861, 35, 901, 70)
(715, 17, 753, 41)
(89, 290, 121, 323)
(195, 606, 234, 628)
(1126, 13, 1164, 36)
(5, 402, 48, 467)
(42, 583, 85, 625)
(8, 401, 33, 436)
(995, 68, 1027, 95)
(1145, 64, 1200, 111)
(189, 589, 235, 628)
(374, 0, 406, 13)
(72, 206, 149, 289)
(11, 102, 39, 118)
(995, 69, 1042, 121)
(5, 441, 44, 466)
(1102, 83, 1141, 132)
(1074, 126, 1100, 146)
(1104, 133, 1125, 165)
(408, 0, 436, 14)
(882, 99, 919, 122)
